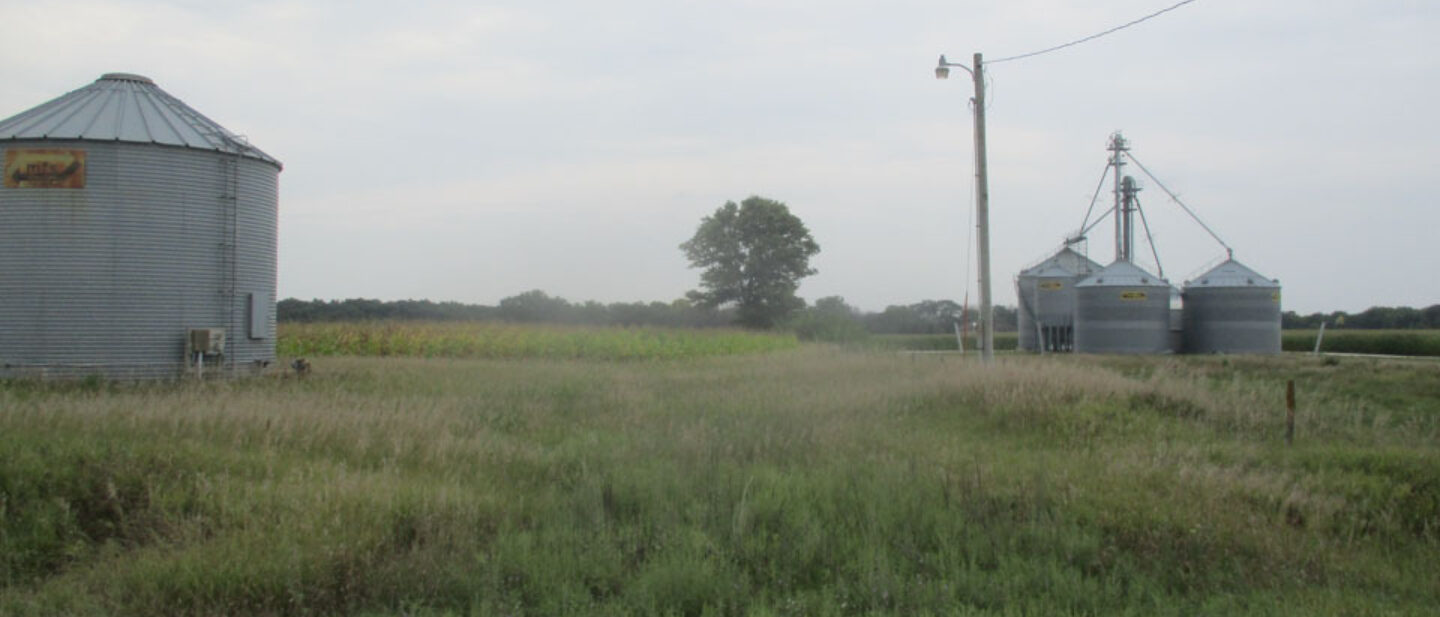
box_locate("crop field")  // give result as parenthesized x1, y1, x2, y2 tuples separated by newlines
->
(278, 321, 799, 360)
(867, 333, 1018, 352)
(2, 327, 1437, 615)
(1282, 329, 1440, 357)
(877, 330, 1440, 357)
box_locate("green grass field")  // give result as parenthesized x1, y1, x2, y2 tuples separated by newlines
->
(2, 327, 1437, 615)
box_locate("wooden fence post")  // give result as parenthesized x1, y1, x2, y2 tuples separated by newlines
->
(1285, 380, 1296, 446)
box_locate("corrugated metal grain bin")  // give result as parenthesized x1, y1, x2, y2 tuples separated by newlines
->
(1073, 261, 1175, 354)
(1182, 259, 1281, 354)
(1016, 247, 1101, 352)
(0, 73, 281, 379)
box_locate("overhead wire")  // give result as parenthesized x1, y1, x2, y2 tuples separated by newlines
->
(987, 0, 1202, 65)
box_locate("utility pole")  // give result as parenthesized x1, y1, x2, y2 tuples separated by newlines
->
(972, 53, 994, 365)
(936, 52, 994, 364)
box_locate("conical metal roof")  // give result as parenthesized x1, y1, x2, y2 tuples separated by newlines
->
(0, 73, 279, 167)
(1076, 260, 1170, 288)
(1185, 258, 1279, 289)
(1020, 247, 1103, 278)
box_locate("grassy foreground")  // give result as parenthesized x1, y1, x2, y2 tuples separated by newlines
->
(2, 350, 1437, 615)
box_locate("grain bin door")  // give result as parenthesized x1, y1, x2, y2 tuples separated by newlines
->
(247, 292, 265, 340)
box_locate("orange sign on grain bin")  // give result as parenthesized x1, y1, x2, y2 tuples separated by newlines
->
(4, 149, 86, 188)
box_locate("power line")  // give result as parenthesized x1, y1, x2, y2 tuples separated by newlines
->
(988, 0, 1201, 65)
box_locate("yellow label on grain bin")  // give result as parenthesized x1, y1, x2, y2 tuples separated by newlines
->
(1119, 290, 1148, 301)
(1272, 291, 1281, 303)
(4, 149, 86, 188)
(1038, 281, 1064, 291)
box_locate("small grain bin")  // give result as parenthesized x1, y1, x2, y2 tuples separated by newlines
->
(0, 73, 281, 379)
(1073, 261, 1175, 354)
(1182, 259, 1281, 354)
(1016, 247, 1101, 352)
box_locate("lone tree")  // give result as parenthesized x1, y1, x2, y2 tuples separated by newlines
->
(680, 196, 820, 328)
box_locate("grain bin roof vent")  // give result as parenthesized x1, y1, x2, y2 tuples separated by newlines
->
(98, 73, 154, 84)
(0, 72, 279, 168)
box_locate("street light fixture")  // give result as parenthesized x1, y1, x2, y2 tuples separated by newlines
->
(935, 52, 994, 365)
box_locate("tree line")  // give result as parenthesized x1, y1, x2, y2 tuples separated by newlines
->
(279, 295, 1440, 334)
(277, 293, 1016, 335)
(278, 293, 734, 329)
(279, 195, 1436, 336)
(1282, 305, 1440, 330)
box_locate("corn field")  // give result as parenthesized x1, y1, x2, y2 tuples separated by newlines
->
(277, 321, 799, 361)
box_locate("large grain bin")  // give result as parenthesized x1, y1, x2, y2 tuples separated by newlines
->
(1182, 259, 1281, 354)
(1016, 247, 1101, 352)
(1073, 261, 1175, 354)
(0, 73, 281, 379)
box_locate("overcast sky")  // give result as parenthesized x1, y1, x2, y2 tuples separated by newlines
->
(3, 0, 1435, 313)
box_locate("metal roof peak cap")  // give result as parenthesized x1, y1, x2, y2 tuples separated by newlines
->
(99, 73, 154, 85)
